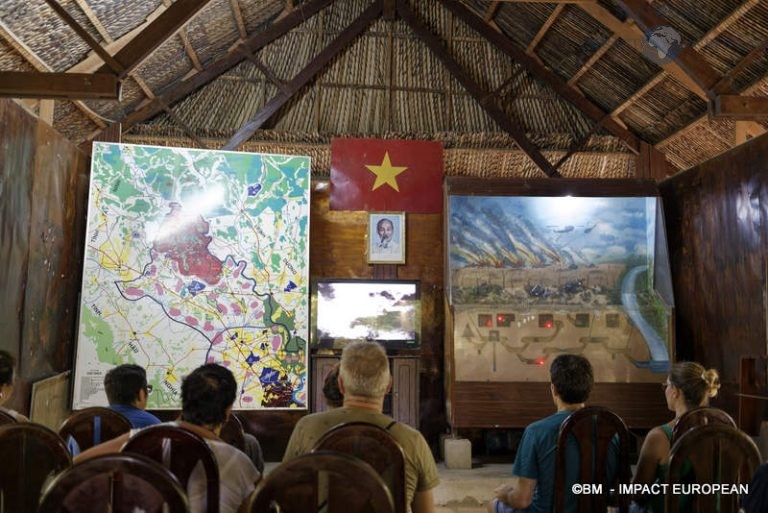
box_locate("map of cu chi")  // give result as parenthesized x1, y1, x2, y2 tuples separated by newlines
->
(74, 142, 310, 409)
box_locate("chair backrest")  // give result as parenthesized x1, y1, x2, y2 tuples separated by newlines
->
(667, 424, 760, 513)
(0, 422, 71, 513)
(671, 406, 737, 444)
(58, 406, 132, 453)
(554, 406, 631, 513)
(246, 451, 394, 513)
(219, 413, 245, 452)
(38, 452, 190, 513)
(313, 421, 407, 513)
(0, 409, 18, 425)
(122, 424, 220, 513)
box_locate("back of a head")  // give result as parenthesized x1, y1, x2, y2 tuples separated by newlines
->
(339, 341, 390, 399)
(550, 354, 594, 404)
(0, 350, 15, 386)
(669, 361, 720, 409)
(104, 364, 147, 405)
(181, 364, 237, 427)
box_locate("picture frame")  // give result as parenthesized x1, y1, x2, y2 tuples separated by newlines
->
(367, 211, 406, 264)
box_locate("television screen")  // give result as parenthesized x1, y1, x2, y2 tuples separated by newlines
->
(312, 280, 421, 350)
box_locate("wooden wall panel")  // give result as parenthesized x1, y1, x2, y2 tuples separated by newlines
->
(660, 131, 768, 418)
(0, 99, 88, 414)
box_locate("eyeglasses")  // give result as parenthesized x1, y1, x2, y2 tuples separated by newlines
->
(146, 384, 153, 394)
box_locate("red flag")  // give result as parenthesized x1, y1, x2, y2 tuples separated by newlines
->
(330, 138, 443, 213)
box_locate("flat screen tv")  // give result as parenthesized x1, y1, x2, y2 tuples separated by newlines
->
(312, 279, 421, 350)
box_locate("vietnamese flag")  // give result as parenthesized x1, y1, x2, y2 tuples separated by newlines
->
(330, 138, 443, 213)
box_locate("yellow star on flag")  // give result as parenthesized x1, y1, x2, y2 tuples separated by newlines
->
(365, 151, 408, 192)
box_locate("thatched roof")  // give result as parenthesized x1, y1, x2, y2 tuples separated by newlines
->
(2, 0, 768, 176)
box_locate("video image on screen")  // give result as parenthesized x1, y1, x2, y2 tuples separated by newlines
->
(313, 280, 421, 349)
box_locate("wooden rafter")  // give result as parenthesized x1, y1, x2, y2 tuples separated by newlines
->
(553, 117, 605, 170)
(399, 1, 559, 177)
(527, 4, 565, 54)
(229, 0, 248, 39)
(568, 34, 618, 86)
(236, 47, 289, 94)
(0, 19, 106, 127)
(0, 71, 120, 99)
(114, 0, 335, 134)
(484, 1, 501, 22)
(96, 0, 215, 78)
(73, 0, 113, 43)
(439, 0, 641, 154)
(222, 0, 382, 150)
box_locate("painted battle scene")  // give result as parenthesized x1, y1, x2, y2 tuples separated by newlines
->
(448, 195, 672, 382)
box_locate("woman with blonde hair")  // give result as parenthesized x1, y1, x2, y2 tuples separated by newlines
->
(631, 361, 720, 512)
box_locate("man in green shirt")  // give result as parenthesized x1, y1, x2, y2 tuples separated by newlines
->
(284, 341, 439, 513)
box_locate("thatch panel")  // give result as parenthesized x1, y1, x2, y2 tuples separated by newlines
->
(271, 85, 320, 132)
(449, 38, 511, 93)
(390, 91, 448, 134)
(240, 0, 286, 35)
(0, 0, 91, 71)
(319, 33, 387, 86)
(183, 0, 240, 65)
(537, 6, 614, 81)
(316, 86, 387, 133)
(577, 39, 661, 112)
(162, 77, 267, 133)
(0, 38, 35, 71)
(448, 92, 496, 133)
(659, 0, 743, 44)
(86, 0, 163, 41)
(392, 35, 448, 90)
(321, 0, 372, 33)
(135, 38, 194, 93)
(259, 30, 322, 82)
(408, 0, 451, 39)
(657, 121, 734, 170)
(596, 0, 628, 22)
(52, 101, 97, 144)
(123, 125, 635, 178)
(490, 0, 556, 50)
(620, 76, 706, 143)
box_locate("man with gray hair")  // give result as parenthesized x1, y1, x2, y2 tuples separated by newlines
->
(283, 341, 438, 513)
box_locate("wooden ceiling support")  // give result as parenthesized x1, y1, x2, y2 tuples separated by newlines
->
(0, 71, 120, 99)
(43, 0, 124, 74)
(399, 1, 559, 178)
(527, 4, 564, 54)
(222, 0, 382, 150)
(110, 0, 335, 136)
(96, 0, 215, 78)
(439, 0, 641, 154)
(711, 95, 768, 120)
(484, 1, 501, 22)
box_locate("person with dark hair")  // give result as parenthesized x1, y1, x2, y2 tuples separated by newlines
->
(322, 363, 344, 408)
(0, 350, 28, 421)
(104, 364, 161, 428)
(743, 463, 768, 513)
(632, 361, 720, 512)
(77, 363, 260, 513)
(488, 353, 609, 513)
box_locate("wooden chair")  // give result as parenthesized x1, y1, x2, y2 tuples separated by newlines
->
(0, 409, 18, 425)
(38, 452, 190, 513)
(0, 422, 71, 513)
(313, 421, 407, 513)
(667, 424, 760, 513)
(245, 451, 394, 513)
(122, 424, 220, 513)
(58, 406, 132, 454)
(554, 406, 631, 513)
(671, 406, 737, 444)
(219, 412, 245, 452)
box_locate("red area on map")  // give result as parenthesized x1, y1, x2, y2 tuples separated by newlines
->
(153, 204, 222, 285)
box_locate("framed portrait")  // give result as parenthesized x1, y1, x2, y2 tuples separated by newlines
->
(368, 212, 406, 264)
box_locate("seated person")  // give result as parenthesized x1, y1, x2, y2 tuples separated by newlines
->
(489, 353, 615, 513)
(0, 350, 28, 421)
(284, 341, 439, 513)
(743, 463, 768, 513)
(632, 361, 720, 512)
(77, 363, 260, 513)
(104, 364, 161, 428)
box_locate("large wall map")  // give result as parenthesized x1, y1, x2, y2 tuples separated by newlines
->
(73, 143, 310, 409)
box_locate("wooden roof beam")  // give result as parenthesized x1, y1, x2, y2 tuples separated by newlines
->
(0, 71, 120, 99)
(438, 0, 641, 154)
(96, 0, 215, 78)
(111, 0, 335, 134)
(484, 2, 501, 22)
(222, 0, 382, 150)
(568, 34, 618, 86)
(527, 5, 565, 54)
(229, 0, 248, 39)
(711, 95, 768, 120)
(73, 0, 113, 43)
(400, 1, 559, 177)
